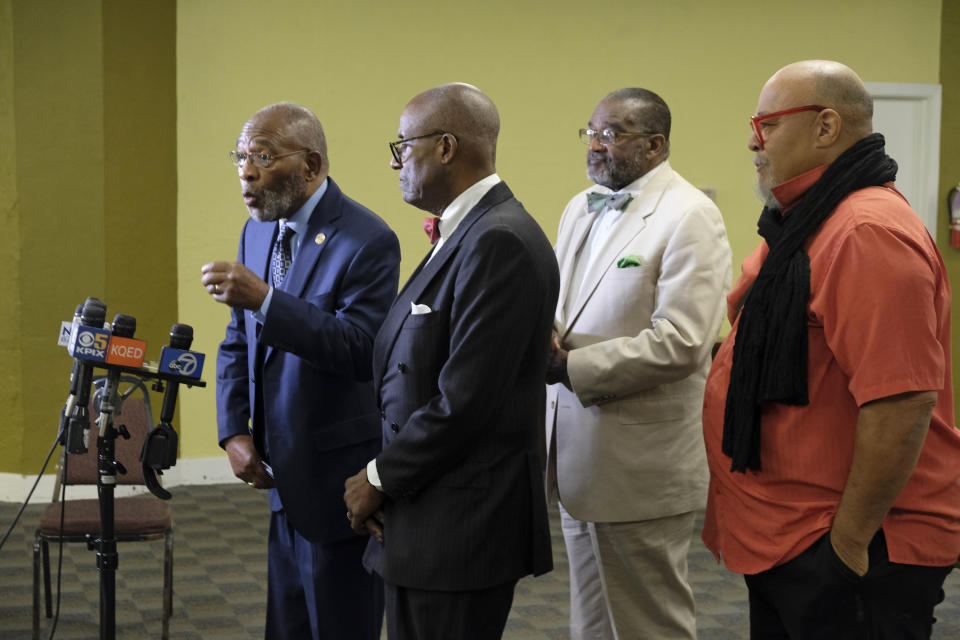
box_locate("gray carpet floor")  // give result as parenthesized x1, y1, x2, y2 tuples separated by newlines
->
(1, 483, 958, 639)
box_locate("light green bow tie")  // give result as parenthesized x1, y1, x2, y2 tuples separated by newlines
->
(586, 191, 633, 213)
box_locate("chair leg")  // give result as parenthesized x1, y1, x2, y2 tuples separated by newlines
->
(41, 537, 52, 617)
(33, 532, 41, 640)
(162, 528, 173, 640)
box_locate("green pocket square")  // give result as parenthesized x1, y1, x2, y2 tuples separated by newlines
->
(617, 255, 643, 268)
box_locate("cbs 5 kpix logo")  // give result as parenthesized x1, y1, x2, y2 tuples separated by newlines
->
(69, 327, 110, 362)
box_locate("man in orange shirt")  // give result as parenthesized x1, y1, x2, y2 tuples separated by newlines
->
(702, 59, 960, 639)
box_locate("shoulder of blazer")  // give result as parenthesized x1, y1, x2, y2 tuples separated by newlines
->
(321, 176, 396, 239)
(462, 182, 524, 231)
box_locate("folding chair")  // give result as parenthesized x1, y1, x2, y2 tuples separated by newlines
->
(32, 376, 173, 639)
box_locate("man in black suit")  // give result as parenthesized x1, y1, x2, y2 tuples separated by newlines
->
(344, 83, 558, 639)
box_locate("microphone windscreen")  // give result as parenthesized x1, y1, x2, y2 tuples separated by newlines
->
(169, 323, 193, 350)
(111, 313, 137, 338)
(81, 297, 106, 328)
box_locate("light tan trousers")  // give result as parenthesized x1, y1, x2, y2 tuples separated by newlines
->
(559, 504, 698, 640)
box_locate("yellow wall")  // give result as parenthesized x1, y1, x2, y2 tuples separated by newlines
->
(940, 0, 960, 412)
(2, 0, 176, 475)
(3, 0, 950, 473)
(0, 0, 23, 469)
(177, 0, 944, 460)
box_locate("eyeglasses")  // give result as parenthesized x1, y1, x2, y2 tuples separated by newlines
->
(749, 105, 825, 148)
(579, 128, 655, 146)
(230, 149, 309, 169)
(389, 131, 450, 165)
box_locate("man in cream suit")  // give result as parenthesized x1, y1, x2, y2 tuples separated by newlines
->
(546, 88, 731, 639)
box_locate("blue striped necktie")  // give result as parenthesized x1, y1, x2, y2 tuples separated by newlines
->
(271, 221, 293, 288)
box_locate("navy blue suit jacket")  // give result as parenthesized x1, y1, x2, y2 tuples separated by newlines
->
(217, 178, 400, 544)
(363, 182, 558, 591)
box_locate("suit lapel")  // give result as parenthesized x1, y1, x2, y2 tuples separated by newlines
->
(282, 180, 342, 299)
(264, 179, 342, 363)
(556, 210, 597, 327)
(373, 182, 513, 393)
(249, 221, 274, 283)
(564, 166, 675, 335)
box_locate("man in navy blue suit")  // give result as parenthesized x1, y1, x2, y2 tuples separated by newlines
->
(344, 84, 558, 639)
(202, 102, 400, 640)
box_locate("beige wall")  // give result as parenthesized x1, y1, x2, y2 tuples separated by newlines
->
(2, 0, 953, 473)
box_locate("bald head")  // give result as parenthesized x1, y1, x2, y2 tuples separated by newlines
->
(750, 60, 876, 205)
(244, 102, 329, 169)
(764, 60, 873, 142)
(404, 83, 500, 166)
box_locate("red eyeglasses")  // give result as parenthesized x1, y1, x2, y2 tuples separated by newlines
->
(749, 105, 826, 148)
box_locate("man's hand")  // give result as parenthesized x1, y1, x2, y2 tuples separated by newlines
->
(201, 261, 270, 310)
(224, 434, 274, 489)
(829, 529, 869, 577)
(830, 390, 937, 578)
(545, 330, 571, 388)
(344, 468, 385, 542)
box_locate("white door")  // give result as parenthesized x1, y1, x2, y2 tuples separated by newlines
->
(866, 82, 942, 239)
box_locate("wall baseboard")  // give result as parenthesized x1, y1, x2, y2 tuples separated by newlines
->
(0, 456, 236, 503)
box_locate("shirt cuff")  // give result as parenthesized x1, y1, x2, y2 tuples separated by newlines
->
(366, 458, 384, 492)
(254, 286, 275, 324)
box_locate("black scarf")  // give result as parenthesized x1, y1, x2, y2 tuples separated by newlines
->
(721, 133, 897, 473)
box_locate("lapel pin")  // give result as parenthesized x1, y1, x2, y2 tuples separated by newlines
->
(315, 233, 326, 245)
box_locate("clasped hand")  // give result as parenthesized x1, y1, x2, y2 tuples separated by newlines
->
(344, 468, 385, 543)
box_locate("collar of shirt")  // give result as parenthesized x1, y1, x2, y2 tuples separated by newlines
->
(282, 177, 328, 259)
(437, 173, 502, 240)
(770, 164, 827, 214)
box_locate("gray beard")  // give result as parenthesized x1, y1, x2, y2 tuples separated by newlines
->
(753, 173, 781, 210)
(250, 173, 307, 222)
(587, 152, 644, 191)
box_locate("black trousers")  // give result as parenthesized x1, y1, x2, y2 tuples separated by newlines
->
(384, 579, 517, 640)
(745, 530, 952, 640)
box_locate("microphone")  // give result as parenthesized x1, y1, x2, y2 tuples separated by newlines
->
(159, 324, 193, 425)
(59, 303, 84, 436)
(95, 313, 138, 438)
(64, 297, 107, 454)
(142, 324, 194, 499)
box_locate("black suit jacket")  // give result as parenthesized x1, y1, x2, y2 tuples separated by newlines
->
(363, 181, 558, 591)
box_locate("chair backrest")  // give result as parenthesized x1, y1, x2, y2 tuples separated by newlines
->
(60, 376, 156, 487)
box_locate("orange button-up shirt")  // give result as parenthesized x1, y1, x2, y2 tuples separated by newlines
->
(702, 165, 960, 574)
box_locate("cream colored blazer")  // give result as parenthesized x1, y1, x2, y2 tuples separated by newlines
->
(546, 161, 732, 523)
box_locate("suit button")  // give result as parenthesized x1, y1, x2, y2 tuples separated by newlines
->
(390, 422, 400, 433)
(397, 362, 407, 373)
(380, 410, 386, 420)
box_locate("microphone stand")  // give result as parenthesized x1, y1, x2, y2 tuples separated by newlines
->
(89, 364, 204, 640)
(94, 363, 128, 640)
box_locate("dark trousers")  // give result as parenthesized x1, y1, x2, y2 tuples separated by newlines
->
(384, 579, 517, 640)
(266, 510, 383, 640)
(745, 530, 951, 640)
